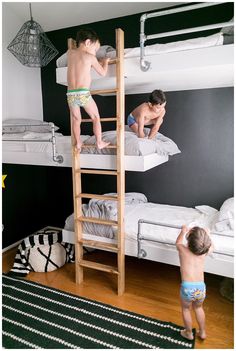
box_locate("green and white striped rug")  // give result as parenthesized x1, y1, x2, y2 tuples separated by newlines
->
(3, 274, 195, 349)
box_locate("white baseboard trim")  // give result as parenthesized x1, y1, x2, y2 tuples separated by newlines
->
(2, 239, 22, 253)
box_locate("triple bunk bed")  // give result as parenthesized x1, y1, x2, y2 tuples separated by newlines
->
(2, 3, 234, 293)
(61, 2, 234, 294)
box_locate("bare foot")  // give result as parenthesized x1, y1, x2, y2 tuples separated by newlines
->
(180, 329, 194, 340)
(197, 330, 207, 340)
(97, 140, 110, 150)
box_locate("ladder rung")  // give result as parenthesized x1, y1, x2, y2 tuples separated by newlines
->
(78, 239, 119, 252)
(91, 88, 117, 95)
(76, 169, 118, 176)
(108, 58, 117, 65)
(81, 118, 117, 123)
(81, 144, 117, 149)
(77, 216, 118, 226)
(76, 193, 118, 201)
(79, 260, 119, 274)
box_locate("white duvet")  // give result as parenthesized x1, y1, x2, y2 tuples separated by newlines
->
(65, 200, 234, 256)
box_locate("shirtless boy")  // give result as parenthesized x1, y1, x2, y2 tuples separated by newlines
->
(127, 89, 166, 139)
(67, 28, 110, 150)
(176, 225, 212, 341)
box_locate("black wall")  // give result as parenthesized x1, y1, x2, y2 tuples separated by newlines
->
(2, 3, 234, 248)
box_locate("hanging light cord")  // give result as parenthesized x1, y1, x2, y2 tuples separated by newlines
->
(29, 3, 33, 21)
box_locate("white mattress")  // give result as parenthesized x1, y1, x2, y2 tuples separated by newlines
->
(2, 132, 171, 170)
(56, 44, 234, 93)
(56, 33, 224, 67)
(64, 202, 234, 257)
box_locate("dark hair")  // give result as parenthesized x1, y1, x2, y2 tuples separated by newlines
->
(187, 227, 211, 255)
(76, 28, 100, 47)
(149, 90, 166, 105)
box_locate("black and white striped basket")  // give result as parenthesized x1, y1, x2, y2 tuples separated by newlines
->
(8, 227, 75, 277)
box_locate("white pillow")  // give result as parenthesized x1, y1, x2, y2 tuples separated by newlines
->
(56, 52, 67, 68)
(195, 205, 218, 216)
(3, 118, 59, 133)
(96, 45, 115, 60)
(214, 197, 234, 234)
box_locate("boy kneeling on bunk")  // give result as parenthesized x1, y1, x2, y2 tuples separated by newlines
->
(127, 89, 166, 139)
(176, 225, 213, 341)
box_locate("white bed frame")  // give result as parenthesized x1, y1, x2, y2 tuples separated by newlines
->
(62, 227, 234, 279)
(2, 147, 168, 171)
(56, 2, 233, 94)
(56, 44, 233, 94)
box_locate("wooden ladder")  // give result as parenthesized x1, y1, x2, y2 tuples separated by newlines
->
(69, 29, 125, 295)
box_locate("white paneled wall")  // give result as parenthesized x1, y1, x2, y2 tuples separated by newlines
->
(2, 4, 43, 121)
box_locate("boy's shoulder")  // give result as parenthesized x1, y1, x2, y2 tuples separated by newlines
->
(136, 102, 148, 112)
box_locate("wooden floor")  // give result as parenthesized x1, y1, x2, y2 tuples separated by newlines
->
(3, 247, 234, 349)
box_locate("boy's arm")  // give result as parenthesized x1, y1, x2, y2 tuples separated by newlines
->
(137, 114, 145, 138)
(205, 228, 214, 255)
(176, 225, 188, 250)
(92, 56, 110, 76)
(148, 110, 165, 139)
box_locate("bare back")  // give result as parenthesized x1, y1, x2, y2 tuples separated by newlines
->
(178, 245, 206, 281)
(67, 49, 93, 90)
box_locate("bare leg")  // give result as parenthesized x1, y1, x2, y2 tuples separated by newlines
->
(83, 98, 110, 149)
(193, 301, 206, 340)
(180, 298, 194, 340)
(129, 122, 139, 135)
(69, 106, 82, 150)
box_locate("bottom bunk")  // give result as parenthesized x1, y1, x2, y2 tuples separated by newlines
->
(62, 194, 234, 278)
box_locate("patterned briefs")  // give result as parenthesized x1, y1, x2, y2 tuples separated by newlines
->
(67, 88, 91, 108)
(180, 281, 206, 303)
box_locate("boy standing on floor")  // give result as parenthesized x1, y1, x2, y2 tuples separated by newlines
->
(127, 89, 166, 139)
(176, 225, 212, 341)
(67, 28, 110, 150)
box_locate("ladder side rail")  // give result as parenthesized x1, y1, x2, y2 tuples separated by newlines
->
(68, 37, 83, 284)
(116, 28, 125, 296)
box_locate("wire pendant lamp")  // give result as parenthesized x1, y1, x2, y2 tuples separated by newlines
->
(7, 3, 58, 67)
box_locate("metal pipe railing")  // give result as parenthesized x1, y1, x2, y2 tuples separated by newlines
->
(137, 219, 234, 258)
(2, 122, 64, 164)
(140, 2, 234, 71)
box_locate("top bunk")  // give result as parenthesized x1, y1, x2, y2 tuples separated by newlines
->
(56, 2, 234, 94)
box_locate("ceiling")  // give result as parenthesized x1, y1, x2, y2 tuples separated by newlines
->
(4, 2, 183, 32)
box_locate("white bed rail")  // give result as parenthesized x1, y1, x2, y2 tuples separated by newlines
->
(2, 122, 63, 164)
(137, 219, 233, 258)
(140, 2, 234, 71)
